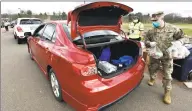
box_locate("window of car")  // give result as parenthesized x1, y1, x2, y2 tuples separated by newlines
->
(51, 31, 56, 43)
(19, 19, 42, 25)
(33, 24, 46, 37)
(42, 24, 56, 41)
(73, 30, 122, 45)
(62, 23, 72, 41)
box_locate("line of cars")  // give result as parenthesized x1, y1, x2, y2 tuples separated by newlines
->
(1, 20, 15, 28)
(14, 1, 146, 111)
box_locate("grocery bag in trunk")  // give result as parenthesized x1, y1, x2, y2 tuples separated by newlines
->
(98, 61, 117, 74)
(111, 55, 134, 67)
(99, 47, 111, 62)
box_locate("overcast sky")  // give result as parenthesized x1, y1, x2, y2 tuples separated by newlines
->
(1, 2, 192, 17)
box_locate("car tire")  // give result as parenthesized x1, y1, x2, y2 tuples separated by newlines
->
(188, 71, 192, 80)
(18, 39, 22, 44)
(49, 69, 63, 102)
(14, 34, 17, 39)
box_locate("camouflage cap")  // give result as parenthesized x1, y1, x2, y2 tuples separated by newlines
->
(151, 11, 164, 21)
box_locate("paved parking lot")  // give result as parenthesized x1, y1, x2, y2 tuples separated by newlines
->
(1, 28, 192, 111)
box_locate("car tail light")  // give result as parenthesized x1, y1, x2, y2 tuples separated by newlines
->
(17, 26, 23, 32)
(73, 64, 98, 76)
(81, 65, 97, 76)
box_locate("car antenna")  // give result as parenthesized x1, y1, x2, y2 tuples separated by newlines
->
(84, 0, 85, 4)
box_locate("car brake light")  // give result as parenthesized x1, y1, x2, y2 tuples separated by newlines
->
(17, 26, 23, 32)
(73, 64, 97, 76)
(81, 65, 97, 76)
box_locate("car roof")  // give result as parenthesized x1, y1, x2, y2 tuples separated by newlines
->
(17, 18, 41, 20)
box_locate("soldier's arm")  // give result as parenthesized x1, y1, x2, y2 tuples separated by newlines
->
(173, 27, 192, 44)
(144, 30, 152, 48)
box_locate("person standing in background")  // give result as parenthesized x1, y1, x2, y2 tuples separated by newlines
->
(4, 20, 9, 31)
(128, 16, 144, 41)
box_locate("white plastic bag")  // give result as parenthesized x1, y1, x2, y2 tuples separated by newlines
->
(148, 45, 163, 59)
(98, 61, 117, 74)
(166, 42, 190, 59)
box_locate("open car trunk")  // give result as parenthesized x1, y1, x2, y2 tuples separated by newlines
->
(74, 36, 140, 78)
(87, 40, 139, 78)
(69, 2, 136, 78)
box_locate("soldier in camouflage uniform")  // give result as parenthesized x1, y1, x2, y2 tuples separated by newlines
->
(144, 11, 192, 104)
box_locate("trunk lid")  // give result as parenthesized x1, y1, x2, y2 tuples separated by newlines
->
(69, 1, 133, 40)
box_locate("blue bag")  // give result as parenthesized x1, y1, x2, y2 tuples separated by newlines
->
(112, 56, 134, 67)
(111, 60, 121, 65)
(99, 47, 111, 62)
(119, 56, 134, 66)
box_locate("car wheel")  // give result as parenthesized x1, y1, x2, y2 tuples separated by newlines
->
(18, 39, 22, 44)
(49, 69, 63, 102)
(28, 47, 34, 60)
(14, 34, 17, 39)
(188, 71, 192, 80)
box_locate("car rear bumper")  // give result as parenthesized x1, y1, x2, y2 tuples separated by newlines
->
(16, 32, 32, 39)
(62, 58, 145, 111)
(98, 76, 143, 110)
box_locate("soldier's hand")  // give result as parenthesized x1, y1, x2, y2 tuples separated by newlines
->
(145, 41, 151, 48)
(149, 42, 157, 47)
(145, 41, 156, 48)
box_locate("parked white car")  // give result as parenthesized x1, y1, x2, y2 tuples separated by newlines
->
(13, 18, 42, 44)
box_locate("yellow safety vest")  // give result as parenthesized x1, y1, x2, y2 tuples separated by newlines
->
(128, 22, 144, 39)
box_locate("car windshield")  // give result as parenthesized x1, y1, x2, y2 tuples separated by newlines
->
(20, 19, 42, 25)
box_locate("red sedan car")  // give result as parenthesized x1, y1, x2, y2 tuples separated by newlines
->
(27, 1, 145, 111)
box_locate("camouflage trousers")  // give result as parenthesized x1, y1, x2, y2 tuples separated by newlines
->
(148, 57, 173, 90)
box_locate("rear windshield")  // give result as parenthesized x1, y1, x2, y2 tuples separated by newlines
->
(73, 30, 122, 45)
(20, 19, 42, 25)
(61, 23, 123, 44)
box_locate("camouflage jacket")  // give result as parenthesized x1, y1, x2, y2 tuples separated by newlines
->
(144, 23, 192, 59)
